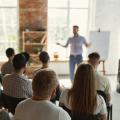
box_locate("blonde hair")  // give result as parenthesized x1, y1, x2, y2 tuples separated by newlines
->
(68, 64, 97, 115)
(32, 69, 58, 98)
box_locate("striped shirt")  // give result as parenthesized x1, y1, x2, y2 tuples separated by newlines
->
(65, 35, 87, 56)
(3, 73, 32, 98)
(1, 60, 14, 76)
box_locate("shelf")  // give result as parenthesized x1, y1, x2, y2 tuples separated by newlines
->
(23, 31, 46, 34)
(30, 54, 38, 57)
(24, 43, 46, 46)
(22, 31, 47, 65)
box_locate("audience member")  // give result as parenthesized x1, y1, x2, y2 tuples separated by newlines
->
(2, 54, 32, 114)
(1, 48, 15, 76)
(33, 51, 61, 103)
(59, 64, 107, 120)
(14, 69, 71, 120)
(88, 52, 111, 102)
(33, 51, 50, 75)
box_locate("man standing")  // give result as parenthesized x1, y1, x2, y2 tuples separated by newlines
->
(57, 25, 90, 81)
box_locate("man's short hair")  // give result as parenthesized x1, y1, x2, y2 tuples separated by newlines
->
(73, 25, 79, 29)
(6, 48, 15, 58)
(88, 52, 100, 65)
(32, 69, 58, 97)
(39, 51, 50, 63)
(12, 53, 27, 70)
(21, 52, 30, 62)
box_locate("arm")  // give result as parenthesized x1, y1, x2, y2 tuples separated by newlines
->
(99, 95, 107, 120)
(104, 77, 111, 102)
(100, 114, 107, 120)
(106, 93, 111, 102)
(85, 42, 91, 47)
(83, 37, 91, 47)
(56, 39, 70, 48)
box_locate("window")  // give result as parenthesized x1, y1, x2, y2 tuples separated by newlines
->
(48, 0, 90, 59)
(0, 0, 18, 60)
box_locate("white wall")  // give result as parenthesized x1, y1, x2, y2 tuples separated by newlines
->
(49, 61, 69, 75)
(93, 0, 120, 74)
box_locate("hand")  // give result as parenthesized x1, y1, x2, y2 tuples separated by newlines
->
(89, 42, 92, 46)
(56, 42, 61, 46)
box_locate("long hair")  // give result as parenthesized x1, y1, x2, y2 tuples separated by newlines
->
(68, 64, 97, 115)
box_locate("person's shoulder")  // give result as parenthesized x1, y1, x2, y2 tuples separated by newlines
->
(46, 102, 71, 120)
(50, 103, 71, 120)
(68, 36, 73, 41)
(78, 35, 86, 42)
(46, 101, 65, 111)
(79, 35, 85, 39)
(58, 106, 71, 120)
(16, 98, 31, 108)
(1, 62, 8, 69)
(33, 68, 41, 77)
(3, 74, 12, 80)
(19, 74, 29, 81)
(96, 71, 109, 82)
(97, 94, 105, 105)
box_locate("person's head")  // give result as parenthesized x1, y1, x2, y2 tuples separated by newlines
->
(88, 52, 100, 69)
(32, 69, 58, 99)
(6, 48, 15, 60)
(21, 52, 30, 62)
(73, 25, 79, 35)
(39, 51, 50, 64)
(12, 53, 27, 71)
(69, 63, 96, 115)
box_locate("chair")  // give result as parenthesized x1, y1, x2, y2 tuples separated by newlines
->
(97, 90, 112, 120)
(2, 93, 25, 114)
(61, 106, 71, 117)
(0, 73, 3, 85)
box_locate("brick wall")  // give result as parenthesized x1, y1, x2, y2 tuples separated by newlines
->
(19, 0, 47, 49)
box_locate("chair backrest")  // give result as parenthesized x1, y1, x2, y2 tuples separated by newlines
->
(97, 90, 107, 103)
(2, 93, 25, 114)
(61, 106, 71, 117)
(0, 73, 3, 84)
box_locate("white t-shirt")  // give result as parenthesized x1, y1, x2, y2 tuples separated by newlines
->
(14, 98, 71, 120)
(59, 89, 107, 115)
(95, 71, 111, 95)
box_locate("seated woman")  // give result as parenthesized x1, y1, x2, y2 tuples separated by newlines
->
(59, 64, 107, 120)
